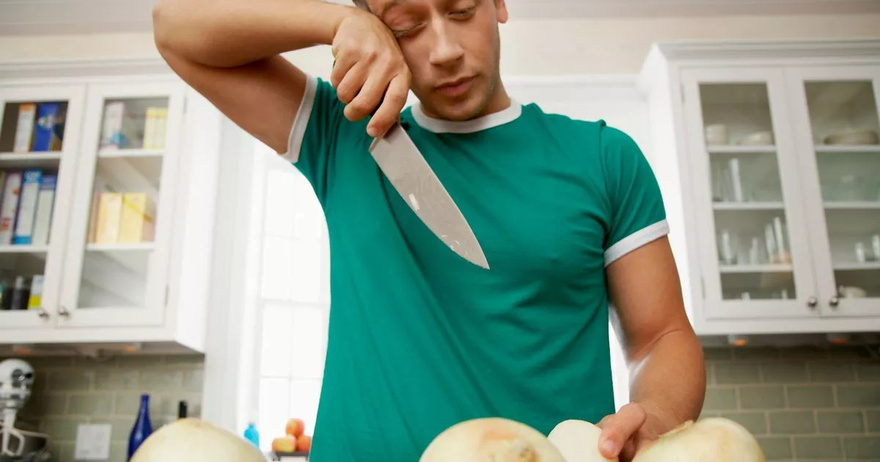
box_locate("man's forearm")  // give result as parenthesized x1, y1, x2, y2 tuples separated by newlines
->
(153, 0, 355, 68)
(629, 328, 706, 435)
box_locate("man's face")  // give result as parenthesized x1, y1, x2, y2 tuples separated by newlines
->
(366, 0, 509, 121)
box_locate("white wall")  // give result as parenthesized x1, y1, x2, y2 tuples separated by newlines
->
(1, 13, 878, 75)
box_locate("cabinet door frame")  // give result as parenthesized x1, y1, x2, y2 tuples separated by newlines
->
(785, 65, 880, 318)
(681, 67, 819, 319)
(59, 80, 185, 328)
(0, 84, 86, 330)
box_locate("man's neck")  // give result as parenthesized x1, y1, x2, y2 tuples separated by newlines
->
(420, 82, 512, 121)
(479, 84, 512, 119)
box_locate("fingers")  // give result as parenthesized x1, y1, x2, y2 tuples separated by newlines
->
(330, 51, 357, 89)
(335, 60, 368, 104)
(596, 403, 647, 459)
(367, 74, 409, 138)
(344, 71, 387, 122)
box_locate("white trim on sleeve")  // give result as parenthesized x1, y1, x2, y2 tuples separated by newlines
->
(604, 220, 670, 267)
(281, 74, 318, 163)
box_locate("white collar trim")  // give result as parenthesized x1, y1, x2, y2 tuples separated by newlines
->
(412, 99, 522, 133)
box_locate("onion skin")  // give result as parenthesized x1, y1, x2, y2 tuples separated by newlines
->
(633, 418, 766, 462)
(419, 418, 567, 462)
(548, 419, 617, 462)
(130, 418, 266, 462)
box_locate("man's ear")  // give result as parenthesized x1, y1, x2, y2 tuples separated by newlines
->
(495, 0, 508, 23)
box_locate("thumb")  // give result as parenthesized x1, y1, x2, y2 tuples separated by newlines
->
(596, 403, 647, 458)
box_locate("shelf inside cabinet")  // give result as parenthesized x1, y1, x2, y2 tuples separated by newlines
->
(98, 149, 164, 159)
(0, 245, 49, 254)
(834, 262, 880, 271)
(0, 152, 62, 169)
(713, 202, 785, 211)
(707, 145, 777, 155)
(86, 243, 154, 252)
(815, 145, 880, 154)
(719, 264, 794, 274)
(824, 201, 880, 210)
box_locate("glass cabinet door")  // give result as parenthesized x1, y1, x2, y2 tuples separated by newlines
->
(60, 82, 184, 327)
(789, 68, 880, 316)
(683, 69, 817, 319)
(0, 85, 85, 329)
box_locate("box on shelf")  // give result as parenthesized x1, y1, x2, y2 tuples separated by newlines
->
(119, 192, 155, 243)
(13, 103, 36, 153)
(100, 101, 144, 150)
(12, 169, 42, 245)
(26, 275, 44, 310)
(0, 171, 22, 245)
(95, 191, 123, 244)
(32, 103, 66, 152)
(143, 107, 168, 150)
(31, 174, 57, 246)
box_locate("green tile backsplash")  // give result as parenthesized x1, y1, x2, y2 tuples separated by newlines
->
(701, 345, 880, 461)
(1, 354, 204, 462)
(3, 344, 877, 462)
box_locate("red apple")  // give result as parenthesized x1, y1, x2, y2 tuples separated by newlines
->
(271, 436, 296, 453)
(285, 418, 305, 437)
(296, 434, 312, 452)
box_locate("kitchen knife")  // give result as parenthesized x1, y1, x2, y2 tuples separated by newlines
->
(369, 122, 489, 270)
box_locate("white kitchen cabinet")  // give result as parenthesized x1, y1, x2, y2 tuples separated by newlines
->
(0, 60, 221, 353)
(639, 39, 880, 336)
(0, 84, 85, 330)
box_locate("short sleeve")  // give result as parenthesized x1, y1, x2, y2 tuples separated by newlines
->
(600, 123, 668, 267)
(281, 75, 346, 202)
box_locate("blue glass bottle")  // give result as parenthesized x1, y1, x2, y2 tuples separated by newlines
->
(127, 394, 153, 461)
(244, 422, 260, 448)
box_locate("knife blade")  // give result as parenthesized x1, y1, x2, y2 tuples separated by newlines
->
(369, 123, 489, 270)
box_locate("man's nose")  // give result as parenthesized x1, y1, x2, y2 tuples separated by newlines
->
(427, 21, 465, 67)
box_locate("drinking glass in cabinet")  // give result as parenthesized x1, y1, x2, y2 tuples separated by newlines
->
(716, 214, 796, 300)
(802, 80, 880, 299)
(0, 101, 68, 153)
(98, 98, 169, 152)
(701, 83, 784, 204)
(699, 83, 795, 300)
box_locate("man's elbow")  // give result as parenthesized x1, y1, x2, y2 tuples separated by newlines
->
(152, 0, 173, 54)
(152, 0, 188, 57)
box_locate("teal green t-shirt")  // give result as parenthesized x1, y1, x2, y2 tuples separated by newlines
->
(283, 76, 668, 461)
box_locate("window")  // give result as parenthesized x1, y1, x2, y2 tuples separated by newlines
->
(252, 142, 330, 450)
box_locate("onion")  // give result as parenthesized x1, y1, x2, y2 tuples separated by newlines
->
(419, 418, 567, 462)
(130, 418, 266, 462)
(548, 419, 617, 462)
(632, 418, 766, 462)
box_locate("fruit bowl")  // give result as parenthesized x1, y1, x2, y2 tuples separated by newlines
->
(270, 450, 310, 460)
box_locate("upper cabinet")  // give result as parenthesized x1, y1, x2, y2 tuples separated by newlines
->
(639, 40, 880, 336)
(0, 62, 222, 353)
(60, 82, 185, 329)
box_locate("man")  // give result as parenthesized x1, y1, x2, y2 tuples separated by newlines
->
(152, 0, 706, 460)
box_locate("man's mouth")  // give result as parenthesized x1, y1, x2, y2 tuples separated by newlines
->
(436, 76, 474, 97)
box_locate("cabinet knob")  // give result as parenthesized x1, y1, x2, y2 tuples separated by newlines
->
(58, 306, 70, 317)
(807, 296, 818, 308)
(829, 296, 840, 308)
(37, 307, 50, 319)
